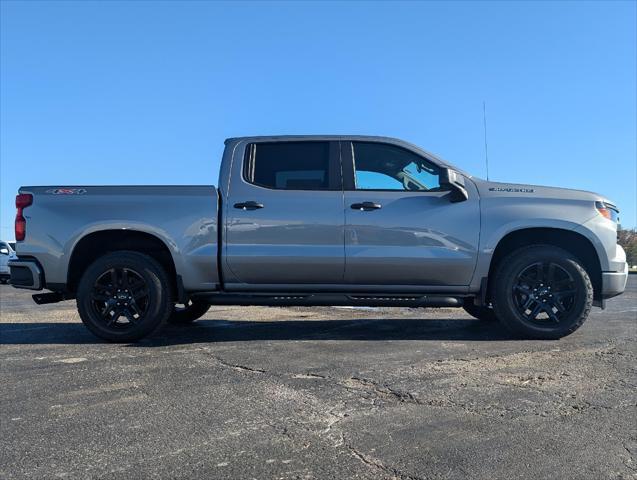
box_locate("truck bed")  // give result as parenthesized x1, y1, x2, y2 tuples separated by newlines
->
(15, 185, 219, 292)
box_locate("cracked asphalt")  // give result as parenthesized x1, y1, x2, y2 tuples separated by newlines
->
(1, 278, 636, 480)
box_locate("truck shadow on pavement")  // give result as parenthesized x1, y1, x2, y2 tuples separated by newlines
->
(0, 317, 517, 345)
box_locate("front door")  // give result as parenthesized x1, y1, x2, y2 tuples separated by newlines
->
(224, 140, 345, 289)
(342, 141, 480, 287)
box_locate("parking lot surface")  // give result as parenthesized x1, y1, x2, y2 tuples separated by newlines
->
(1, 278, 636, 480)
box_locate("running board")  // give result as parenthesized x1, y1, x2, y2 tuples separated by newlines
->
(193, 293, 464, 308)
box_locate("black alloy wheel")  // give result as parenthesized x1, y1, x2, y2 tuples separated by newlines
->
(90, 267, 150, 328)
(512, 261, 577, 326)
(77, 251, 172, 342)
(492, 245, 593, 339)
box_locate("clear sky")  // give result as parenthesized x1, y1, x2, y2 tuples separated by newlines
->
(1, 0, 636, 240)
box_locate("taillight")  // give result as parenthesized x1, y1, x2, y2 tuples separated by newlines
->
(15, 193, 33, 241)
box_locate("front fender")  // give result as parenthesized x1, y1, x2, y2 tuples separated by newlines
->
(480, 218, 586, 254)
(469, 218, 604, 292)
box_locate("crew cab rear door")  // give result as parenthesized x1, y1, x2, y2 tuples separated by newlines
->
(223, 140, 345, 289)
(341, 140, 480, 288)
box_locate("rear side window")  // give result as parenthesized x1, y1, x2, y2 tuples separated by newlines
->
(244, 142, 332, 190)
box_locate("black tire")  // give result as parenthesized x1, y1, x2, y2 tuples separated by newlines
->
(463, 298, 498, 322)
(492, 245, 593, 339)
(76, 251, 172, 342)
(167, 299, 210, 324)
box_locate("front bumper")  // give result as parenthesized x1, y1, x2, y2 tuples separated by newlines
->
(9, 259, 43, 290)
(600, 244, 628, 299)
(601, 262, 628, 299)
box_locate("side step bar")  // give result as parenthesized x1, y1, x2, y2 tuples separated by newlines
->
(193, 293, 464, 308)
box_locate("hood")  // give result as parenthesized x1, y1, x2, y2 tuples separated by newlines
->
(472, 179, 614, 206)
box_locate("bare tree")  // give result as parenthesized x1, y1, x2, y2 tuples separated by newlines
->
(617, 228, 637, 267)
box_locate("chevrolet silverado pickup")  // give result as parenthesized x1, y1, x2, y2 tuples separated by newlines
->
(9, 136, 628, 342)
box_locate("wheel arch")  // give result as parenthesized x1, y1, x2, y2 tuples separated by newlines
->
(67, 229, 178, 296)
(487, 227, 602, 300)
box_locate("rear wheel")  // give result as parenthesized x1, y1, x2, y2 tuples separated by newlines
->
(463, 298, 498, 322)
(492, 245, 593, 339)
(168, 299, 210, 324)
(76, 251, 172, 342)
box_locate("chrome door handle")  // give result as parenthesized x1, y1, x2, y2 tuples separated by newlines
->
(233, 201, 264, 210)
(351, 202, 382, 211)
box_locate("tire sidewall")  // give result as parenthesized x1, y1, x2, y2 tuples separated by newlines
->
(77, 252, 171, 342)
(493, 246, 592, 339)
(168, 300, 210, 324)
(463, 298, 498, 322)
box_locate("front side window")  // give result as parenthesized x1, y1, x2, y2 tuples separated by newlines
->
(352, 142, 441, 191)
(244, 142, 331, 190)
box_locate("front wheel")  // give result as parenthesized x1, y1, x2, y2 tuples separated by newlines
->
(492, 245, 593, 339)
(167, 299, 210, 324)
(76, 251, 172, 342)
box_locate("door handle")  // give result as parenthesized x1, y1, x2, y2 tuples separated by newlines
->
(351, 202, 382, 211)
(234, 201, 264, 210)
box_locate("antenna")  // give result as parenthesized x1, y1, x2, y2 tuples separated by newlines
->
(482, 100, 490, 181)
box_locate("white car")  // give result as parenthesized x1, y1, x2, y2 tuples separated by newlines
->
(0, 241, 17, 284)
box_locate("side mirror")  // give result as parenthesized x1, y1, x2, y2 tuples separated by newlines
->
(0, 248, 8, 255)
(440, 168, 469, 202)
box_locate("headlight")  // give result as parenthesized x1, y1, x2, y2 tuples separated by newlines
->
(595, 201, 619, 223)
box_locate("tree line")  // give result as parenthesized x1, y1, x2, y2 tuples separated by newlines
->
(618, 228, 637, 267)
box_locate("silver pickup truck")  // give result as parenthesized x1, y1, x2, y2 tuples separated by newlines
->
(10, 135, 628, 342)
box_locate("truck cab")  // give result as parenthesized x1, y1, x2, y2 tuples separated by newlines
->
(221, 137, 478, 290)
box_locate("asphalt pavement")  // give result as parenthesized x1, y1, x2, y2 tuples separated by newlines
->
(1, 278, 636, 479)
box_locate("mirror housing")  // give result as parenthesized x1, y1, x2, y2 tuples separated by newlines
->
(440, 168, 469, 202)
(0, 248, 8, 255)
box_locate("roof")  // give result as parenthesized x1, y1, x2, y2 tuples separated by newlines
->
(224, 135, 456, 171)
